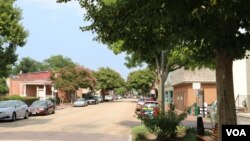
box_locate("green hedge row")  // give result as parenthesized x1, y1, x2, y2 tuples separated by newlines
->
(0, 95, 39, 106)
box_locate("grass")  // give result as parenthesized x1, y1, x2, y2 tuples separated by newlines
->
(131, 125, 197, 141)
(131, 125, 149, 141)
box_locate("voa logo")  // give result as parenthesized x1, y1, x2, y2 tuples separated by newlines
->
(226, 129, 246, 136)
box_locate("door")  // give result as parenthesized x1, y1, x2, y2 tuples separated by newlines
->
(38, 90, 45, 100)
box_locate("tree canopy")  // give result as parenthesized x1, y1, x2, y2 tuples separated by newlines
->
(12, 57, 44, 74)
(0, 78, 8, 96)
(114, 86, 127, 95)
(127, 69, 156, 95)
(0, 0, 28, 77)
(52, 66, 96, 94)
(94, 67, 125, 91)
(43, 55, 76, 71)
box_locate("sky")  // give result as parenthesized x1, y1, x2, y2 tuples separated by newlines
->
(14, 0, 144, 79)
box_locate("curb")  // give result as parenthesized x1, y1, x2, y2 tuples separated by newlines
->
(128, 134, 132, 141)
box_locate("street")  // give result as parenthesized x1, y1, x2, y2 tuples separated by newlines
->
(0, 99, 140, 141)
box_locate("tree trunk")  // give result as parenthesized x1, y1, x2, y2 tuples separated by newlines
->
(157, 75, 163, 110)
(216, 54, 237, 141)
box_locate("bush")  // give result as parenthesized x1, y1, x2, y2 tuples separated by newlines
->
(140, 110, 187, 140)
(131, 125, 149, 141)
(47, 97, 60, 105)
(23, 97, 39, 106)
(183, 127, 197, 141)
(0, 95, 38, 106)
(0, 95, 24, 100)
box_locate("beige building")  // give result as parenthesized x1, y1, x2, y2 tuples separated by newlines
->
(166, 68, 217, 111)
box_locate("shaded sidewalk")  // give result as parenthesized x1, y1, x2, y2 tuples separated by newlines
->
(55, 103, 73, 110)
(181, 115, 213, 129)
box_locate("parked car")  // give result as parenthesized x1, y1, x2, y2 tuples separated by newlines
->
(0, 100, 29, 121)
(135, 97, 151, 113)
(86, 96, 99, 104)
(95, 96, 103, 103)
(140, 101, 159, 119)
(73, 98, 88, 107)
(117, 95, 122, 100)
(104, 95, 114, 101)
(29, 99, 55, 116)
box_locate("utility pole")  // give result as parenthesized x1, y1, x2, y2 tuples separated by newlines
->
(161, 50, 165, 112)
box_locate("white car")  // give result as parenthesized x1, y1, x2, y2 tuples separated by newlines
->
(0, 100, 29, 121)
(73, 98, 88, 107)
(104, 95, 113, 101)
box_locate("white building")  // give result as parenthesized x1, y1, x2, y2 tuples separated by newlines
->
(233, 51, 250, 109)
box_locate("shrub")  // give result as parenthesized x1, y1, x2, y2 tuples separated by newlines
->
(140, 110, 187, 140)
(131, 125, 149, 141)
(23, 97, 39, 106)
(1, 95, 24, 100)
(0, 95, 38, 106)
(47, 97, 60, 105)
(183, 127, 197, 141)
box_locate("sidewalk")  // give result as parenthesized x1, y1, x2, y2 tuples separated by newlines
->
(55, 103, 72, 110)
(237, 112, 250, 124)
(181, 115, 214, 129)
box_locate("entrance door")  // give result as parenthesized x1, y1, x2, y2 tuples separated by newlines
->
(38, 90, 45, 100)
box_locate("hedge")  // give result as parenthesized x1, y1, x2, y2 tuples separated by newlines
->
(0, 95, 39, 106)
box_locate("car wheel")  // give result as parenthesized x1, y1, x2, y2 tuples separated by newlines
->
(45, 109, 49, 115)
(11, 113, 16, 122)
(52, 108, 55, 114)
(24, 110, 29, 119)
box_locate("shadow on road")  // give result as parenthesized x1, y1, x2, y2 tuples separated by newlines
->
(0, 131, 128, 141)
(118, 120, 141, 128)
(0, 117, 52, 127)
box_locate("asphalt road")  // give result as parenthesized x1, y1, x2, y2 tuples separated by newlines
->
(0, 99, 141, 141)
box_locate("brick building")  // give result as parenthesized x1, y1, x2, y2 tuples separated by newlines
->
(7, 71, 53, 100)
(166, 68, 217, 111)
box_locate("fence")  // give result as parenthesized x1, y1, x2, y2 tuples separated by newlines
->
(235, 94, 248, 110)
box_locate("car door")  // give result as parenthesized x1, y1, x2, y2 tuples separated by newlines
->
(47, 100, 54, 113)
(14, 101, 24, 118)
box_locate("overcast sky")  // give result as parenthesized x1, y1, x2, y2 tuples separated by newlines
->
(14, 0, 144, 79)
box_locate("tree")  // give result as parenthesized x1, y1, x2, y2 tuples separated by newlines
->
(52, 66, 96, 102)
(164, 1, 250, 140)
(114, 86, 127, 96)
(12, 57, 44, 74)
(43, 55, 76, 71)
(0, 0, 28, 77)
(94, 67, 125, 98)
(0, 78, 8, 96)
(56, 0, 194, 111)
(56, 1, 250, 139)
(127, 69, 156, 96)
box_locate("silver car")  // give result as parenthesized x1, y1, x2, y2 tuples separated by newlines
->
(0, 100, 29, 121)
(73, 98, 88, 107)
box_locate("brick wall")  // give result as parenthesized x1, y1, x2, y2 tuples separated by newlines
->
(174, 83, 217, 111)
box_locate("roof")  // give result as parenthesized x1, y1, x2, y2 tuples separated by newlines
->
(21, 80, 52, 85)
(10, 71, 52, 81)
(171, 67, 216, 86)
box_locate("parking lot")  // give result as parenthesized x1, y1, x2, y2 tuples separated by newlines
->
(0, 99, 140, 141)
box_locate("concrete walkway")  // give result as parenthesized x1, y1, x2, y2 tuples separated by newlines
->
(180, 112, 250, 129)
(237, 112, 250, 124)
(55, 103, 73, 110)
(181, 115, 214, 128)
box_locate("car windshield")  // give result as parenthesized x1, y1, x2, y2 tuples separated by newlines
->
(76, 98, 85, 101)
(31, 101, 47, 107)
(0, 101, 15, 108)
